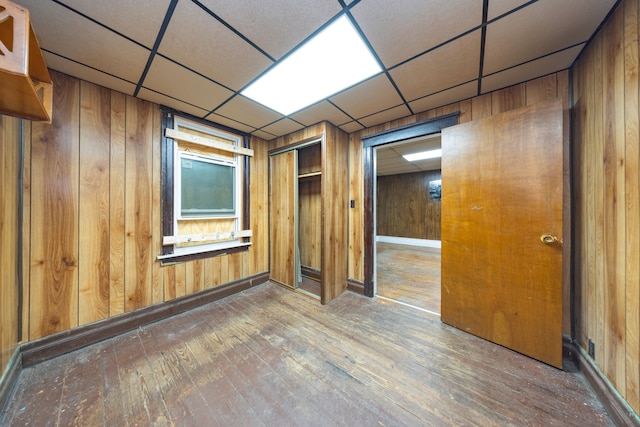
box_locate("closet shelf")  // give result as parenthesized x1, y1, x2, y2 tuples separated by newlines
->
(0, 0, 53, 122)
(298, 171, 321, 180)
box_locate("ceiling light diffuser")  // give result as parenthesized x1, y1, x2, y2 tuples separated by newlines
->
(402, 149, 442, 162)
(241, 15, 382, 116)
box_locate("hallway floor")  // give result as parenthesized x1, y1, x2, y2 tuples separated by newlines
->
(376, 242, 441, 314)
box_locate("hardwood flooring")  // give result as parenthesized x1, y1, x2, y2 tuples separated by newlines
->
(298, 276, 321, 299)
(0, 282, 613, 426)
(376, 242, 441, 314)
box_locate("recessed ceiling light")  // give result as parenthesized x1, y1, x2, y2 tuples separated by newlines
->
(403, 149, 442, 162)
(241, 15, 382, 116)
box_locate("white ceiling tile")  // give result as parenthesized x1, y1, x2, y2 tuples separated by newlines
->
(390, 30, 481, 102)
(19, 0, 149, 83)
(158, 0, 273, 90)
(204, 114, 256, 134)
(58, 0, 171, 48)
(481, 45, 583, 94)
(44, 52, 136, 96)
(261, 119, 304, 137)
(143, 56, 233, 111)
(376, 148, 400, 160)
(291, 102, 352, 127)
(339, 121, 365, 133)
(252, 130, 277, 141)
(487, 0, 530, 20)
(376, 135, 442, 175)
(330, 75, 404, 120)
(408, 81, 478, 114)
(352, 0, 483, 67)
(358, 106, 412, 128)
(11, 1, 616, 133)
(197, 0, 342, 60)
(483, 0, 616, 75)
(137, 88, 209, 118)
(215, 96, 283, 129)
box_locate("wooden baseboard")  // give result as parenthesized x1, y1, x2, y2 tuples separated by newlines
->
(347, 278, 365, 295)
(21, 272, 269, 367)
(575, 343, 640, 427)
(0, 347, 22, 414)
(301, 266, 320, 281)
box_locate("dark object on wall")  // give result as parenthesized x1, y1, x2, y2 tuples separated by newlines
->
(429, 180, 442, 201)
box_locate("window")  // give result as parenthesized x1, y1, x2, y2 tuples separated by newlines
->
(177, 151, 236, 218)
(159, 109, 252, 264)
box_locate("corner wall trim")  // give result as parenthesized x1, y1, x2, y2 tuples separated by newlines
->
(21, 272, 269, 367)
(0, 347, 22, 415)
(575, 343, 640, 427)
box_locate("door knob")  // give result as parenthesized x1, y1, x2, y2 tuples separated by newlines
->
(540, 234, 558, 245)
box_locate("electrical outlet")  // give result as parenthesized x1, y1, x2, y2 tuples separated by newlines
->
(588, 339, 595, 358)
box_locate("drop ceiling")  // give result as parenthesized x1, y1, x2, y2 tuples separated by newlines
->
(17, 0, 616, 144)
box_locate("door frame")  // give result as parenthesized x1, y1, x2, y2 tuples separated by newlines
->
(361, 113, 459, 297)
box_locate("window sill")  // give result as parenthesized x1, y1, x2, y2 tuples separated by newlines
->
(157, 242, 251, 266)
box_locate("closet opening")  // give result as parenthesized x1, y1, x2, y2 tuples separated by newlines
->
(268, 123, 349, 304)
(296, 142, 322, 300)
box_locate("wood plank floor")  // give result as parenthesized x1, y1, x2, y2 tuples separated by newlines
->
(376, 242, 441, 314)
(1, 282, 613, 426)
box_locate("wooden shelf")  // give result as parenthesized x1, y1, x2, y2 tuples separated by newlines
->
(0, 0, 53, 122)
(298, 171, 321, 180)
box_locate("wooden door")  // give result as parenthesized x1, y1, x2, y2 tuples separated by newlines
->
(441, 98, 563, 368)
(269, 150, 298, 289)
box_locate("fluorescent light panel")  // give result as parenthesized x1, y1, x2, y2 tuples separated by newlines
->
(241, 15, 381, 116)
(403, 149, 442, 162)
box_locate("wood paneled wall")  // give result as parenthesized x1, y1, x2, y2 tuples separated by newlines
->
(299, 179, 321, 270)
(348, 71, 571, 335)
(21, 70, 269, 341)
(572, 0, 640, 414)
(376, 170, 442, 240)
(0, 114, 21, 377)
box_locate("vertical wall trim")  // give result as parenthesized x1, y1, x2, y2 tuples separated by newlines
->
(17, 119, 24, 342)
(568, 66, 576, 342)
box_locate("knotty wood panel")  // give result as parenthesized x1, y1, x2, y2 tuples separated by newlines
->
(0, 114, 21, 377)
(376, 170, 441, 240)
(21, 70, 270, 342)
(322, 124, 349, 303)
(298, 179, 321, 270)
(269, 150, 297, 288)
(348, 70, 571, 335)
(124, 96, 154, 312)
(249, 135, 269, 275)
(270, 123, 326, 150)
(79, 81, 111, 324)
(298, 142, 321, 174)
(109, 91, 126, 317)
(572, 0, 640, 414)
(29, 71, 80, 339)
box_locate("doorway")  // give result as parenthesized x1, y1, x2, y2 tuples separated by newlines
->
(374, 135, 442, 315)
(361, 113, 459, 302)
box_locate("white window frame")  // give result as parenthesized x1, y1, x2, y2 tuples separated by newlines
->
(159, 114, 252, 262)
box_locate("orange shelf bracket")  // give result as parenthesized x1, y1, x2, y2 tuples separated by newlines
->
(0, 0, 52, 122)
